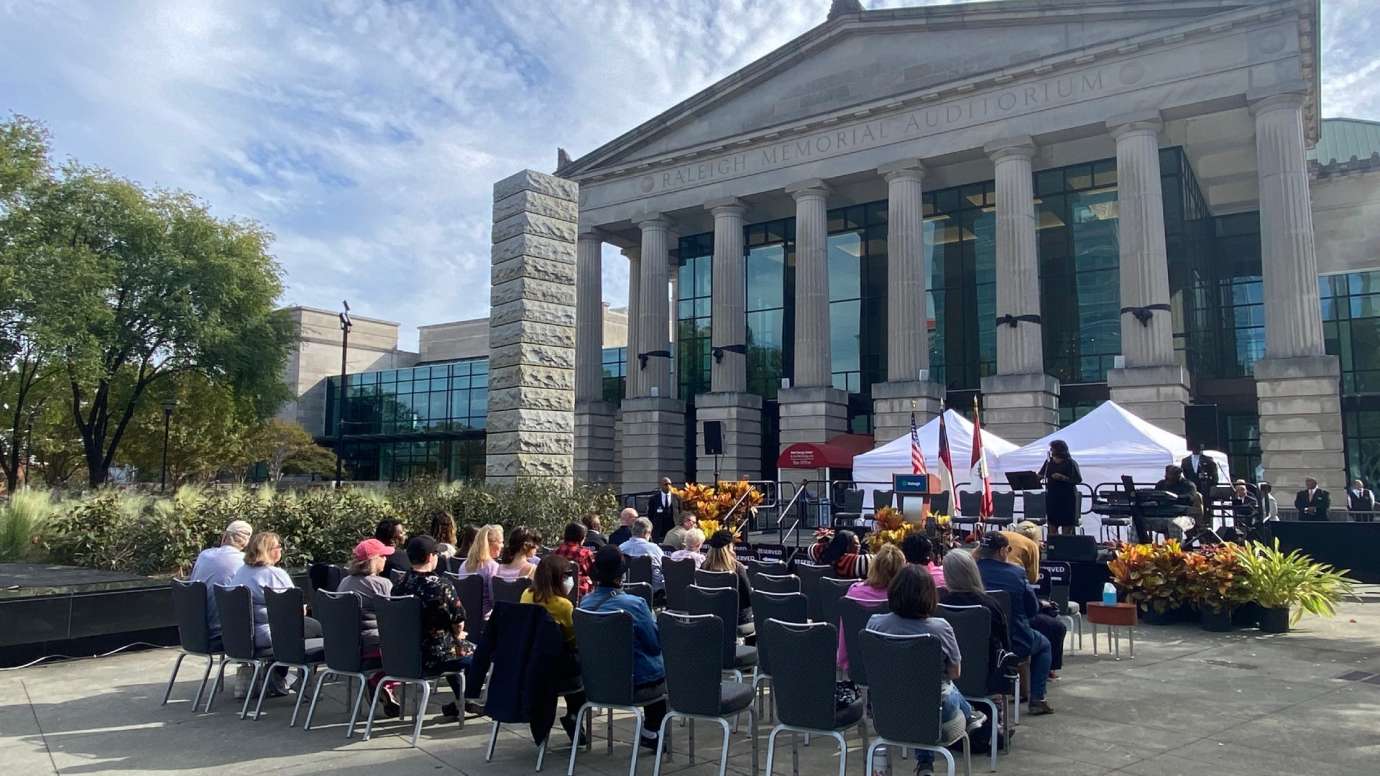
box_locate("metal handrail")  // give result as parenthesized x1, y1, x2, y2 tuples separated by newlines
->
(775, 481, 816, 547)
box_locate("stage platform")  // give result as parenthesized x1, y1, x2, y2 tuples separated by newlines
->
(1267, 520, 1380, 583)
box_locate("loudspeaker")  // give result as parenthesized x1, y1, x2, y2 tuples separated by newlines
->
(1185, 404, 1220, 450)
(704, 421, 724, 455)
(1048, 534, 1099, 563)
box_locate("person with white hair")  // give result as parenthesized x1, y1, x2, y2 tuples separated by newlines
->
(189, 520, 253, 641)
(619, 516, 665, 591)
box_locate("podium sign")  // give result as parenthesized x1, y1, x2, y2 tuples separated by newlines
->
(893, 473, 936, 496)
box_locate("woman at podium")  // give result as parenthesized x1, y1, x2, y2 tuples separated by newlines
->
(1039, 439, 1083, 536)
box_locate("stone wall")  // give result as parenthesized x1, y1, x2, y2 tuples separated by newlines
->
(485, 170, 579, 484)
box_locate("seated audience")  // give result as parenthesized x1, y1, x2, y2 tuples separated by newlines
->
(837, 543, 905, 669)
(580, 545, 667, 749)
(457, 525, 479, 559)
(975, 532, 1053, 714)
(338, 538, 398, 715)
(608, 507, 637, 547)
(940, 548, 1013, 695)
(1001, 522, 1043, 584)
(190, 519, 252, 641)
(867, 565, 985, 768)
(553, 522, 595, 597)
(581, 512, 607, 549)
(375, 519, 411, 578)
(228, 531, 322, 694)
(520, 553, 586, 740)
(429, 511, 459, 559)
(619, 517, 665, 592)
(900, 533, 946, 588)
(662, 512, 697, 550)
(668, 528, 706, 567)
(458, 524, 503, 619)
(496, 526, 539, 580)
(395, 535, 469, 719)
(809, 529, 870, 579)
(701, 530, 754, 631)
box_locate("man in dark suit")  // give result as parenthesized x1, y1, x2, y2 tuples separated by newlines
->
(1346, 479, 1375, 521)
(1181, 442, 1220, 521)
(646, 477, 680, 542)
(1294, 477, 1330, 521)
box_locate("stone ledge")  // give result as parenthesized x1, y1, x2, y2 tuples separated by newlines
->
(1106, 364, 1191, 390)
(870, 380, 944, 401)
(492, 255, 577, 286)
(489, 342, 576, 371)
(489, 299, 577, 329)
(694, 391, 764, 411)
(778, 385, 849, 405)
(493, 169, 578, 203)
(492, 188, 579, 224)
(1252, 354, 1340, 381)
(981, 372, 1061, 396)
(492, 211, 579, 245)
(492, 233, 577, 266)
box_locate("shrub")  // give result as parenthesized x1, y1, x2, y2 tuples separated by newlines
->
(1183, 542, 1254, 614)
(1239, 539, 1358, 625)
(1107, 540, 1194, 614)
(0, 489, 56, 561)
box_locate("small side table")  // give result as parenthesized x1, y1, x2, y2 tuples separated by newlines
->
(1085, 602, 1137, 659)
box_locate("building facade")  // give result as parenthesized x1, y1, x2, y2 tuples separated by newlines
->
(555, 0, 1370, 493)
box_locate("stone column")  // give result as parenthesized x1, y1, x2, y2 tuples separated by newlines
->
(574, 232, 615, 483)
(696, 198, 761, 483)
(779, 179, 849, 453)
(620, 216, 685, 492)
(485, 170, 577, 484)
(1105, 113, 1190, 434)
(1251, 91, 1345, 489)
(979, 138, 1060, 444)
(624, 247, 641, 399)
(872, 159, 942, 444)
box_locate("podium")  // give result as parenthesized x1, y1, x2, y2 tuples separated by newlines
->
(893, 472, 939, 523)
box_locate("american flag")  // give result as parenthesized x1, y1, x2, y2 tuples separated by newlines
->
(910, 410, 928, 475)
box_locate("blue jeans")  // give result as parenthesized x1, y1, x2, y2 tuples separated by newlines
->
(1027, 630, 1052, 702)
(914, 683, 974, 766)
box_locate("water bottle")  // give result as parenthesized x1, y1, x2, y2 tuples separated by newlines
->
(1102, 582, 1118, 606)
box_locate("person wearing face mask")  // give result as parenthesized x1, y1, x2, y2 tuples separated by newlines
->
(519, 553, 586, 740)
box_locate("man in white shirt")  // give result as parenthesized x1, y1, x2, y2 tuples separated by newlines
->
(1348, 479, 1376, 520)
(189, 520, 253, 639)
(619, 517, 666, 591)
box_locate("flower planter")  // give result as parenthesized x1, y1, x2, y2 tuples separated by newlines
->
(1233, 601, 1263, 628)
(1139, 603, 1194, 625)
(1200, 606, 1234, 632)
(1258, 606, 1290, 633)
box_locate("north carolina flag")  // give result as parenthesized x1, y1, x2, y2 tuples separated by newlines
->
(936, 410, 958, 516)
(970, 398, 994, 518)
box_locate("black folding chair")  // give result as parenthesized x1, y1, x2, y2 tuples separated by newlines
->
(207, 585, 273, 718)
(625, 554, 654, 586)
(663, 556, 697, 612)
(745, 559, 788, 576)
(445, 571, 487, 645)
(654, 612, 758, 776)
(937, 603, 1005, 771)
(695, 569, 736, 589)
(624, 581, 655, 611)
(861, 630, 972, 776)
(761, 619, 865, 776)
(567, 608, 669, 776)
(163, 579, 222, 710)
(492, 576, 531, 605)
(791, 561, 832, 621)
(253, 587, 324, 725)
(818, 577, 855, 627)
(687, 585, 756, 681)
(749, 573, 800, 594)
(749, 591, 808, 721)
(362, 595, 467, 746)
(303, 590, 378, 738)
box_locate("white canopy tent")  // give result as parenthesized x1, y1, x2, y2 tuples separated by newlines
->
(992, 400, 1231, 534)
(851, 409, 1019, 509)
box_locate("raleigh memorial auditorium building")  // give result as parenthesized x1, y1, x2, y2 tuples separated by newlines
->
(543, 0, 1372, 494)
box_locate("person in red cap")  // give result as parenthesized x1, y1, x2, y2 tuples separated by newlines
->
(337, 538, 396, 651)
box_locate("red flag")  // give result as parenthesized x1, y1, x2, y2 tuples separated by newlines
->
(970, 398, 994, 518)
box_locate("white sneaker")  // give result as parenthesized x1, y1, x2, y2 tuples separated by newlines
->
(967, 710, 988, 732)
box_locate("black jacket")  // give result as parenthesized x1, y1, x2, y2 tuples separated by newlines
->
(1180, 454, 1219, 492)
(584, 530, 608, 549)
(647, 491, 679, 541)
(1347, 488, 1375, 513)
(466, 601, 573, 743)
(1295, 488, 1331, 521)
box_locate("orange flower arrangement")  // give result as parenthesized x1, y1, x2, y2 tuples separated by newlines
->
(673, 480, 764, 534)
(866, 506, 921, 552)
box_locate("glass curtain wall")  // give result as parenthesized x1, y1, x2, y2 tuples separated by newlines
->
(677, 234, 714, 399)
(744, 219, 795, 398)
(1163, 147, 1217, 376)
(1322, 270, 1380, 487)
(602, 346, 627, 404)
(924, 181, 996, 394)
(828, 202, 889, 431)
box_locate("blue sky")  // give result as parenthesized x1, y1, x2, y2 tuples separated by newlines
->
(2, 0, 1374, 350)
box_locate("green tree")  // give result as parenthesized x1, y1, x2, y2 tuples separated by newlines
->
(242, 418, 336, 483)
(115, 372, 256, 485)
(0, 117, 295, 486)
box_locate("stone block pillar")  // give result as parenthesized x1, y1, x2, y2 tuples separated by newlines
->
(980, 137, 1059, 443)
(1251, 90, 1345, 488)
(486, 170, 578, 484)
(1106, 114, 1189, 433)
(695, 392, 763, 484)
(621, 217, 684, 491)
(779, 178, 850, 454)
(870, 159, 946, 443)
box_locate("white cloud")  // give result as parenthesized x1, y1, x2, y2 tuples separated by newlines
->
(1, 0, 1373, 351)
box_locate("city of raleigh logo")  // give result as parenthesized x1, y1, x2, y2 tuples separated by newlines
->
(633, 63, 1128, 197)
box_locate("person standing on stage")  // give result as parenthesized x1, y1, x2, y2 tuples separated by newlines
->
(646, 477, 680, 542)
(1181, 442, 1220, 520)
(1038, 439, 1082, 536)
(1294, 477, 1330, 522)
(1347, 479, 1375, 522)
(1258, 481, 1279, 522)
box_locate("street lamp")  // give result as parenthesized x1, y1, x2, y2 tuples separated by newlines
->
(160, 399, 177, 493)
(335, 300, 352, 487)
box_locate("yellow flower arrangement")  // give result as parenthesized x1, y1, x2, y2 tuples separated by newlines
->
(866, 506, 921, 552)
(673, 480, 764, 533)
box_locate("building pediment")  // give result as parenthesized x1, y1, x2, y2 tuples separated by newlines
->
(561, 0, 1318, 183)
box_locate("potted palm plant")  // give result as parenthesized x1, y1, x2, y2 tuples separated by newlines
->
(1238, 539, 1357, 633)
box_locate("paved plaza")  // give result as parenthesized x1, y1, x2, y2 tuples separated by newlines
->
(3, 587, 1378, 776)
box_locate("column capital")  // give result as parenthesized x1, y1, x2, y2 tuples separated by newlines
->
(637, 214, 671, 232)
(984, 136, 1037, 162)
(1107, 111, 1163, 140)
(704, 197, 748, 218)
(1248, 90, 1307, 117)
(785, 178, 830, 200)
(621, 246, 640, 261)
(878, 158, 925, 182)
(577, 231, 603, 244)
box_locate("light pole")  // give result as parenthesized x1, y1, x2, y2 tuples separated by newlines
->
(160, 399, 176, 493)
(335, 300, 352, 487)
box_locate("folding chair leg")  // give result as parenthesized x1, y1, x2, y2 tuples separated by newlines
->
(192, 655, 216, 712)
(346, 677, 367, 739)
(204, 656, 228, 712)
(715, 717, 732, 776)
(968, 697, 999, 772)
(749, 709, 759, 776)
(252, 661, 276, 720)
(935, 745, 957, 776)
(566, 704, 591, 776)
(362, 675, 389, 741)
(162, 652, 186, 705)
(764, 726, 783, 776)
(289, 667, 311, 727)
(303, 670, 329, 732)
(487, 720, 501, 762)
(830, 730, 848, 776)
(536, 735, 548, 772)
(627, 707, 643, 776)
(410, 681, 431, 747)
(652, 711, 674, 776)
(240, 662, 263, 720)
